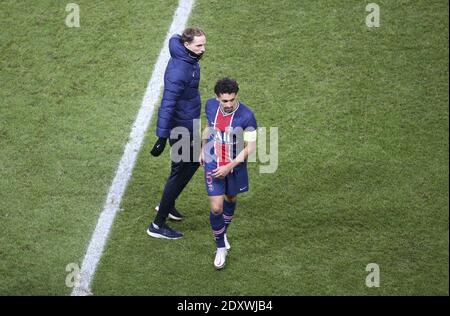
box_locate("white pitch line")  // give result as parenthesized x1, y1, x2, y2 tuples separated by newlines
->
(71, 0, 196, 296)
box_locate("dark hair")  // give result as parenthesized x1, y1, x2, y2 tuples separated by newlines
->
(181, 27, 205, 43)
(214, 77, 239, 96)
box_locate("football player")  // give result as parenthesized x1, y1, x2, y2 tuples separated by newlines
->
(199, 78, 257, 269)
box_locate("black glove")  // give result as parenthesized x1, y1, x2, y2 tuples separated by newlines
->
(150, 137, 167, 157)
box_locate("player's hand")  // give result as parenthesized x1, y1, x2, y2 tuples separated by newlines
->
(150, 137, 167, 157)
(212, 165, 232, 178)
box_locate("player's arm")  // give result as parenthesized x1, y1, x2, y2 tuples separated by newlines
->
(199, 125, 212, 166)
(225, 138, 256, 169)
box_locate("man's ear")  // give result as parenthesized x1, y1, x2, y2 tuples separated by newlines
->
(184, 42, 190, 48)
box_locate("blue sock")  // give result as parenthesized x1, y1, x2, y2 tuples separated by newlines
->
(223, 199, 236, 232)
(210, 211, 225, 248)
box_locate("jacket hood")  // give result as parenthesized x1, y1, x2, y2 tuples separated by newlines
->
(169, 34, 199, 64)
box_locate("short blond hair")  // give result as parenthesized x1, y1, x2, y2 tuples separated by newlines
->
(181, 27, 205, 43)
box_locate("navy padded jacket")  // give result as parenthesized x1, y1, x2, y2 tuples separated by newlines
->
(155, 34, 201, 139)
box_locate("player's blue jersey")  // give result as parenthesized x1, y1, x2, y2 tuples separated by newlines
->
(203, 98, 257, 171)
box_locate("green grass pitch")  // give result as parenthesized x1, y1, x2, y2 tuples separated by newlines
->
(0, 0, 448, 295)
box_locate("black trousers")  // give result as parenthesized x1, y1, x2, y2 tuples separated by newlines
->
(153, 137, 200, 227)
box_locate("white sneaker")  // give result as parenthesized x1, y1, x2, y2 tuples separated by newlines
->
(214, 247, 228, 270)
(224, 234, 231, 250)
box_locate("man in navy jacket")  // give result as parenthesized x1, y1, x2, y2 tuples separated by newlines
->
(147, 27, 206, 239)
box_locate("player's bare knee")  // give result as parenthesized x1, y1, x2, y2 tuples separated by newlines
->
(211, 205, 223, 215)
